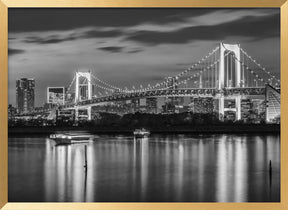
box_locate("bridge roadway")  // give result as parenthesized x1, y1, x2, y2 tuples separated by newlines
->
(61, 87, 266, 109)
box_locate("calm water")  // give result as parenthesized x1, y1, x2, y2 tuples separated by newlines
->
(8, 133, 280, 202)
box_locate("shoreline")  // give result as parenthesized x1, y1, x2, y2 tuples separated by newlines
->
(8, 124, 280, 136)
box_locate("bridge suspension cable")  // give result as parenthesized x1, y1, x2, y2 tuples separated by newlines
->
(155, 50, 233, 90)
(89, 77, 116, 93)
(240, 47, 280, 84)
(131, 46, 220, 92)
(66, 74, 76, 93)
(231, 52, 271, 87)
(90, 73, 122, 91)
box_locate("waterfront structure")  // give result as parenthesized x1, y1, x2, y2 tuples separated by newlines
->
(8, 104, 17, 119)
(16, 78, 35, 114)
(266, 85, 280, 123)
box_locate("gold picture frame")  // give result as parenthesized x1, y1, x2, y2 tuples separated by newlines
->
(0, 0, 287, 209)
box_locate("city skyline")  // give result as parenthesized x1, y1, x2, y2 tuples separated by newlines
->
(7, 8, 281, 203)
(8, 8, 280, 106)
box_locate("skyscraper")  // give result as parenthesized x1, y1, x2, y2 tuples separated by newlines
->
(47, 87, 65, 105)
(16, 78, 35, 113)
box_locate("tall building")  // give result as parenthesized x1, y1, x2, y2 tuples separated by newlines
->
(241, 99, 252, 122)
(47, 87, 65, 105)
(131, 98, 140, 113)
(8, 104, 17, 119)
(16, 78, 35, 114)
(193, 97, 214, 114)
(146, 97, 157, 113)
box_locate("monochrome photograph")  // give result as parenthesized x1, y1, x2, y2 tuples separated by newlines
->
(8, 8, 280, 202)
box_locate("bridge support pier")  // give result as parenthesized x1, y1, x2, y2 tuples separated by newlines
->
(75, 108, 79, 121)
(218, 95, 242, 121)
(217, 95, 241, 121)
(87, 107, 92, 121)
(218, 96, 225, 121)
(74, 107, 92, 121)
(235, 96, 241, 121)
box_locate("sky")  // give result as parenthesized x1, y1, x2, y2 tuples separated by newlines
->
(8, 8, 280, 107)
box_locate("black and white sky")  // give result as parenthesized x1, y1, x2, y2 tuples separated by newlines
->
(8, 8, 280, 106)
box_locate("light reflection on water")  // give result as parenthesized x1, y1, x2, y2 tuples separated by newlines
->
(8, 134, 280, 202)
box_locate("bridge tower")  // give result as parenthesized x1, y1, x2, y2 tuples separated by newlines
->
(218, 43, 242, 121)
(75, 71, 92, 120)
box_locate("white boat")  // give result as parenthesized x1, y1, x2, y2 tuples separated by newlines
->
(133, 128, 150, 138)
(49, 133, 94, 144)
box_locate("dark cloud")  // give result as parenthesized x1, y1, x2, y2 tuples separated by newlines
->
(24, 35, 77, 44)
(125, 13, 280, 45)
(22, 29, 123, 45)
(8, 48, 25, 55)
(81, 29, 123, 38)
(126, 48, 143, 54)
(8, 8, 220, 32)
(98, 46, 125, 53)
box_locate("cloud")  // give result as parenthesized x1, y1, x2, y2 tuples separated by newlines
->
(98, 46, 125, 53)
(9, 9, 215, 32)
(126, 48, 143, 54)
(22, 29, 123, 45)
(24, 35, 77, 44)
(8, 48, 25, 55)
(81, 29, 123, 38)
(125, 13, 280, 45)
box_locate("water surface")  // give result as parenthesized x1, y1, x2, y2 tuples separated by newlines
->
(8, 133, 280, 202)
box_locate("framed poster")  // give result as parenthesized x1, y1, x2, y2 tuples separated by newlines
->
(0, 0, 287, 209)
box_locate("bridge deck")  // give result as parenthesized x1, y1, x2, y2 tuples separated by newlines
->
(62, 87, 266, 109)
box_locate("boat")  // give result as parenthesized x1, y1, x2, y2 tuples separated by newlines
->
(49, 133, 94, 144)
(133, 128, 150, 138)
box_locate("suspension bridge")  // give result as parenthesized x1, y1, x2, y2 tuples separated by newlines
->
(53, 42, 280, 122)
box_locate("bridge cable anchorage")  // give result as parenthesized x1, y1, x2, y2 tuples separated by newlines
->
(240, 48, 280, 84)
(135, 46, 220, 92)
(157, 50, 233, 90)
